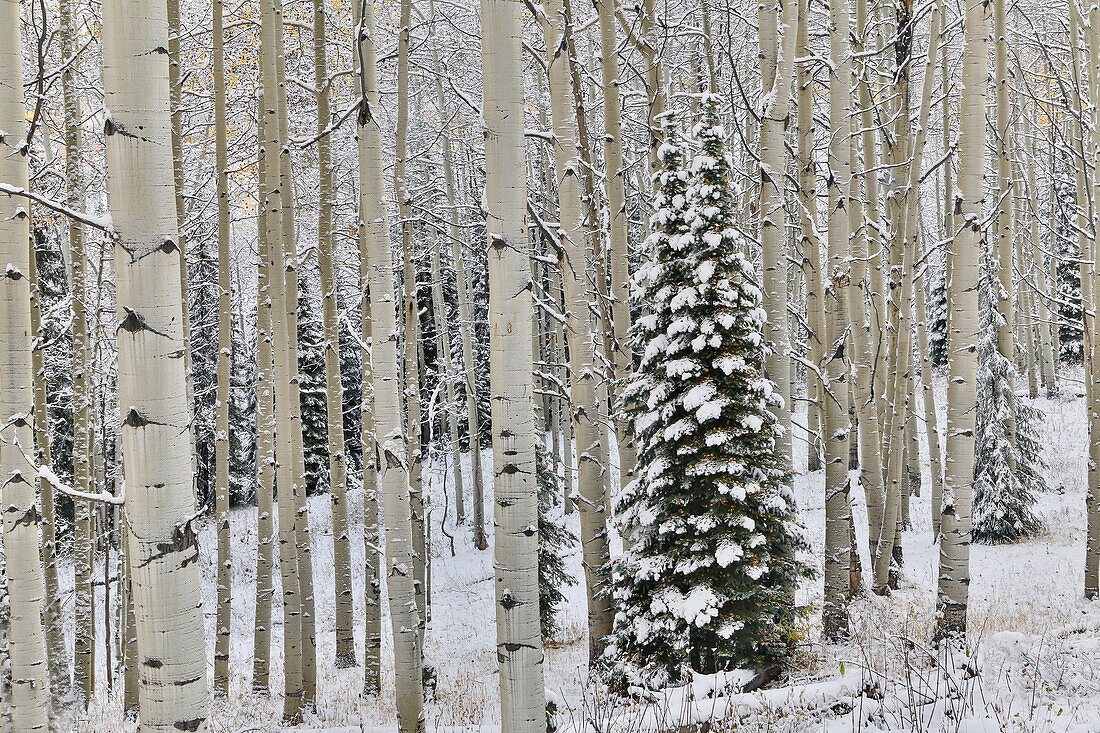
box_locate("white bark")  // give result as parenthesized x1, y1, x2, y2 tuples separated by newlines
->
(482, 0, 545, 726)
(356, 0, 425, 725)
(101, 0, 210, 723)
(0, 4, 50, 725)
(938, 0, 988, 636)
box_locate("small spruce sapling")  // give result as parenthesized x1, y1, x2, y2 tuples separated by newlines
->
(972, 250, 1045, 544)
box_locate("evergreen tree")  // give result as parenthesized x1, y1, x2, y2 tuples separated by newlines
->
(608, 100, 810, 688)
(190, 223, 219, 510)
(928, 258, 949, 368)
(338, 282, 363, 475)
(973, 252, 1045, 544)
(229, 299, 257, 506)
(1052, 173, 1082, 361)
(297, 275, 330, 495)
(536, 442, 576, 642)
(32, 224, 74, 484)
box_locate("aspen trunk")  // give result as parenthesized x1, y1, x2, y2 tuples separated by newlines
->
(938, 0, 987, 637)
(1082, 3, 1100, 599)
(352, 7, 382, 692)
(101, 0, 211, 723)
(272, 9, 320, 701)
(355, 0, 424, 724)
(310, 0, 355, 668)
(823, 0, 852, 639)
(0, 8, 50, 725)
(253, 96, 276, 695)
(595, 0, 637, 501)
(212, 0, 233, 695)
(482, 0, 546, 723)
(395, 0, 428, 643)
(759, 0, 798, 476)
(166, 0, 195, 453)
(847, 88, 886, 570)
(798, 0, 825, 474)
(260, 0, 304, 716)
(64, 0, 95, 697)
(542, 0, 614, 655)
(994, 0, 1015, 391)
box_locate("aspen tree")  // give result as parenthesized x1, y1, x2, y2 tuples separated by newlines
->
(310, 0, 355, 668)
(759, 0, 799, 475)
(253, 96, 276, 695)
(49, 0, 84, 696)
(798, 0, 825, 475)
(938, 0, 988, 636)
(1082, 0, 1100, 599)
(847, 75, 886, 568)
(64, 0, 94, 698)
(260, 0, 304, 716)
(481, 0, 547, 723)
(595, 0, 637, 498)
(166, 0, 194, 443)
(823, 0, 853, 638)
(100, 0, 211, 723)
(994, 0, 1016, 390)
(0, 5, 50, 726)
(353, 2, 383, 694)
(395, 0, 428, 638)
(272, 5, 320, 699)
(541, 0, 614, 653)
(212, 0, 233, 695)
(355, 0, 424, 723)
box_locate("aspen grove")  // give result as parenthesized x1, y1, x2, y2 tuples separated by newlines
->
(9, 0, 1100, 728)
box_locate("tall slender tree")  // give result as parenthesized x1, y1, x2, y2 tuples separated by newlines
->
(101, 0, 211, 724)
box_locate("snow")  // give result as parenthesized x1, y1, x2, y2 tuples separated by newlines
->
(70, 370, 1100, 732)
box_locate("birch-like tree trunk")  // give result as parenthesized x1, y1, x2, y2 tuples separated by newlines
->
(759, 0, 798, 476)
(541, 0, 614, 654)
(482, 0, 546, 724)
(353, 1, 382, 696)
(310, 0, 355, 667)
(272, 8, 320, 700)
(847, 80, 885, 570)
(595, 0, 637, 500)
(1082, 2, 1100, 599)
(212, 0, 233, 695)
(63, 0, 95, 699)
(994, 0, 1016, 392)
(823, 0, 853, 638)
(395, 0, 428, 641)
(260, 0, 304, 716)
(101, 0, 210, 723)
(253, 95, 276, 695)
(355, 0, 424, 724)
(938, 0, 988, 636)
(0, 8, 50, 726)
(166, 0, 195, 451)
(798, 0, 825, 474)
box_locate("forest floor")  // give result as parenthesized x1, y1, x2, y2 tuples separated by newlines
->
(73, 371, 1100, 731)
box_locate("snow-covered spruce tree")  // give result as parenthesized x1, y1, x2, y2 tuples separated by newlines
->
(1053, 173, 1082, 362)
(297, 278, 330, 495)
(609, 100, 809, 688)
(537, 443, 576, 642)
(230, 300, 257, 506)
(928, 259, 949, 368)
(973, 252, 1045, 544)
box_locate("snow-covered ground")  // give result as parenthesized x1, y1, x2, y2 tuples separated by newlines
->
(74, 373, 1100, 731)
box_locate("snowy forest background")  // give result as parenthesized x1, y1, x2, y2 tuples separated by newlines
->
(3, 0, 1100, 728)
